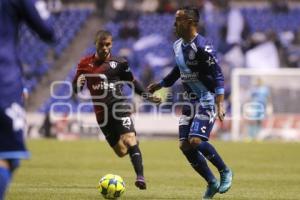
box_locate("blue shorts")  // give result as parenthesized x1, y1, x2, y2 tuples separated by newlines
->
(179, 105, 216, 141)
(0, 103, 30, 159)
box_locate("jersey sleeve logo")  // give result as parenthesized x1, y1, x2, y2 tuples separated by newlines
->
(109, 61, 118, 69)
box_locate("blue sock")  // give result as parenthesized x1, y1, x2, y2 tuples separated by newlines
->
(182, 149, 216, 183)
(0, 167, 11, 200)
(197, 141, 227, 171)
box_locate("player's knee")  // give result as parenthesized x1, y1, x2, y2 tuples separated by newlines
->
(122, 133, 137, 147)
(113, 144, 128, 157)
(179, 140, 192, 152)
(0, 159, 19, 176)
(0, 160, 10, 169)
(189, 137, 203, 149)
(114, 148, 128, 158)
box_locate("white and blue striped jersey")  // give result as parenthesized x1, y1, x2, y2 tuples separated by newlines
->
(159, 34, 224, 108)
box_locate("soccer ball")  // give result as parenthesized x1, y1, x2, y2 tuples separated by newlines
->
(97, 174, 125, 199)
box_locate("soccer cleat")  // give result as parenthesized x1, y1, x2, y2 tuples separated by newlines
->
(202, 180, 219, 199)
(219, 168, 233, 193)
(135, 176, 147, 190)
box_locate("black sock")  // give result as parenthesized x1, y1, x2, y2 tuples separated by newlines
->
(128, 145, 144, 177)
(197, 141, 227, 171)
(182, 149, 216, 183)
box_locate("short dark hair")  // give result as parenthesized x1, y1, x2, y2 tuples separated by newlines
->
(94, 30, 112, 43)
(179, 6, 200, 23)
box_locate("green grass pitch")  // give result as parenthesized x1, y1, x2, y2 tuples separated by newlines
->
(6, 140, 300, 200)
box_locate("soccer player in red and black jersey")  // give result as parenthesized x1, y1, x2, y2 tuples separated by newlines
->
(72, 30, 161, 190)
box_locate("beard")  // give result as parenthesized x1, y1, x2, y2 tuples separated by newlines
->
(97, 50, 110, 60)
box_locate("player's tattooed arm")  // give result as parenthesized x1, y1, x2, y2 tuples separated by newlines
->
(147, 66, 180, 93)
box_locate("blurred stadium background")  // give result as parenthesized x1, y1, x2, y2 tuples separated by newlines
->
(7, 0, 300, 199)
(22, 0, 300, 141)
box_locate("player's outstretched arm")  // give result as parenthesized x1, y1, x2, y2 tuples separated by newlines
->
(119, 60, 161, 103)
(132, 79, 161, 104)
(147, 66, 180, 93)
(147, 83, 162, 94)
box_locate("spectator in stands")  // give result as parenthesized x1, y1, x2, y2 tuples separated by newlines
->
(286, 31, 300, 68)
(118, 20, 140, 39)
(198, 0, 207, 33)
(0, 0, 55, 199)
(140, 0, 159, 13)
(46, 0, 63, 15)
(109, 0, 128, 22)
(157, 0, 177, 14)
(209, 0, 247, 54)
(112, 0, 140, 22)
(95, 0, 108, 18)
(270, 0, 289, 14)
(244, 32, 280, 69)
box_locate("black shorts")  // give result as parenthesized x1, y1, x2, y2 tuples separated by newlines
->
(99, 113, 136, 147)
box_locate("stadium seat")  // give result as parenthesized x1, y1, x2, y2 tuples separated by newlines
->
(20, 9, 92, 93)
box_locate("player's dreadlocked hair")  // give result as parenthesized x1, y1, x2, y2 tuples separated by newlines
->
(179, 6, 200, 24)
(94, 30, 112, 44)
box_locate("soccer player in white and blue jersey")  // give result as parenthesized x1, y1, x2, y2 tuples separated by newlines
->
(148, 7, 233, 199)
(0, 0, 55, 199)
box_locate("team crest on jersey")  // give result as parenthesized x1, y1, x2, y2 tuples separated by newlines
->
(204, 45, 213, 53)
(189, 50, 196, 60)
(206, 56, 215, 66)
(109, 61, 118, 69)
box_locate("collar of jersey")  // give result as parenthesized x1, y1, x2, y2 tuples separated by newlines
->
(182, 33, 199, 47)
(92, 54, 113, 65)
